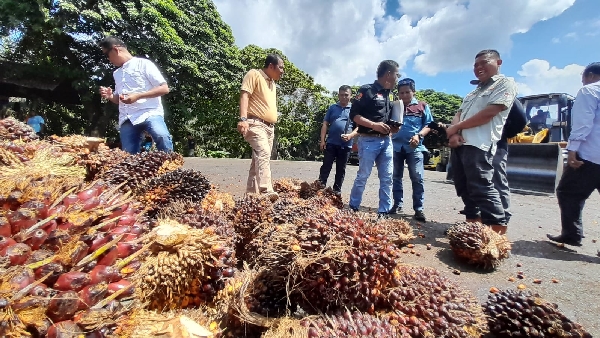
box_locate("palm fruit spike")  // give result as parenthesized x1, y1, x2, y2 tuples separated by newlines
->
(133, 219, 235, 310)
(98, 151, 184, 191)
(0, 117, 38, 142)
(446, 221, 511, 269)
(484, 289, 592, 337)
(135, 169, 211, 215)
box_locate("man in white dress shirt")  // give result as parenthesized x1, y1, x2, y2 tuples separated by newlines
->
(98, 36, 173, 154)
(547, 62, 600, 247)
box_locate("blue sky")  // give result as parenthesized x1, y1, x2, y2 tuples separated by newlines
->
(390, 0, 600, 96)
(215, 0, 598, 98)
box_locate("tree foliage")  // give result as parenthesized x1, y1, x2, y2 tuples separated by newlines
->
(416, 89, 462, 123)
(1, 0, 460, 159)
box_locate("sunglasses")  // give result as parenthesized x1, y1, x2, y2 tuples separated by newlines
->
(103, 45, 122, 57)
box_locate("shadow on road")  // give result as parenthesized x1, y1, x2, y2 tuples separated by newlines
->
(511, 239, 600, 264)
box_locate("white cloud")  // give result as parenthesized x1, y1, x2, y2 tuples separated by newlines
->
(551, 37, 561, 43)
(515, 59, 584, 96)
(213, 0, 576, 90)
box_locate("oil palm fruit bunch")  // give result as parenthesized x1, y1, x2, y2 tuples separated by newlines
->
(0, 147, 86, 202)
(135, 169, 211, 216)
(299, 180, 325, 199)
(0, 180, 150, 337)
(99, 151, 184, 190)
(446, 221, 511, 269)
(200, 188, 235, 215)
(113, 308, 222, 338)
(272, 177, 302, 198)
(0, 142, 29, 166)
(249, 213, 404, 314)
(300, 309, 403, 337)
(156, 201, 237, 242)
(0, 117, 38, 141)
(78, 144, 129, 181)
(384, 265, 487, 337)
(232, 194, 273, 262)
(311, 186, 344, 210)
(134, 220, 236, 310)
(484, 289, 591, 337)
(271, 197, 316, 225)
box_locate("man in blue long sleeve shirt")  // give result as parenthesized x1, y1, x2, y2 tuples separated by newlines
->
(547, 62, 600, 247)
(390, 78, 433, 222)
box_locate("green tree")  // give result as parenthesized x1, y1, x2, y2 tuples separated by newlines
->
(415, 89, 463, 123)
(1, 0, 245, 151)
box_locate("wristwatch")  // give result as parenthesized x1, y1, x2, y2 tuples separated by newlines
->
(239, 117, 248, 122)
(416, 133, 423, 140)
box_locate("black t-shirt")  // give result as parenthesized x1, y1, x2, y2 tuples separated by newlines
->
(349, 81, 393, 135)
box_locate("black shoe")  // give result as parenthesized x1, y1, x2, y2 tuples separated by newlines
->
(347, 206, 359, 212)
(377, 212, 389, 220)
(388, 206, 403, 215)
(414, 210, 426, 222)
(546, 234, 582, 247)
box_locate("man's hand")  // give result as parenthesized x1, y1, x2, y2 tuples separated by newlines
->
(371, 122, 391, 134)
(119, 93, 142, 104)
(448, 134, 465, 148)
(320, 140, 327, 151)
(567, 151, 584, 169)
(99, 86, 113, 99)
(409, 135, 420, 148)
(237, 121, 249, 136)
(446, 124, 460, 137)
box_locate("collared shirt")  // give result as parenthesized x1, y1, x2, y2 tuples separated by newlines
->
(392, 97, 433, 153)
(241, 69, 278, 124)
(349, 81, 393, 135)
(567, 81, 600, 165)
(459, 74, 517, 153)
(114, 57, 168, 127)
(26, 115, 44, 133)
(324, 102, 354, 148)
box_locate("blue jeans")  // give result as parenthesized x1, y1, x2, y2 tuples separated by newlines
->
(392, 148, 425, 211)
(119, 115, 173, 154)
(349, 136, 393, 213)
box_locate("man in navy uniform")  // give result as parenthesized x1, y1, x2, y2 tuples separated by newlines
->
(318, 85, 358, 194)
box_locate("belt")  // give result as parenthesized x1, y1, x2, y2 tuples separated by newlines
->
(359, 133, 390, 138)
(248, 116, 275, 127)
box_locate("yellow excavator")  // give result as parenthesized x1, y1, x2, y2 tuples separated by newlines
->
(503, 93, 574, 194)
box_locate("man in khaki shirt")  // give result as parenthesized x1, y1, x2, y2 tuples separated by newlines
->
(446, 49, 518, 235)
(237, 54, 284, 201)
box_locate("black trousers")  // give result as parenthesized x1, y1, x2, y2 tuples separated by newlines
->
(451, 145, 506, 225)
(319, 144, 351, 193)
(556, 159, 600, 241)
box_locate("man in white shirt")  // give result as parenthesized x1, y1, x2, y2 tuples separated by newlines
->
(98, 36, 173, 153)
(445, 49, 518, 235)
(547, 62, 600, 247)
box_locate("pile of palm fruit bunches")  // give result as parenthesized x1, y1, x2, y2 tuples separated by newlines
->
(0, 117, 592, 338)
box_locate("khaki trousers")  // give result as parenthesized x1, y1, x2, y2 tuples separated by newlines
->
(244, 121, 275, 193)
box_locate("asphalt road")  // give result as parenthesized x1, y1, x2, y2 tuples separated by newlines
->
(185, 158, 600, 335)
